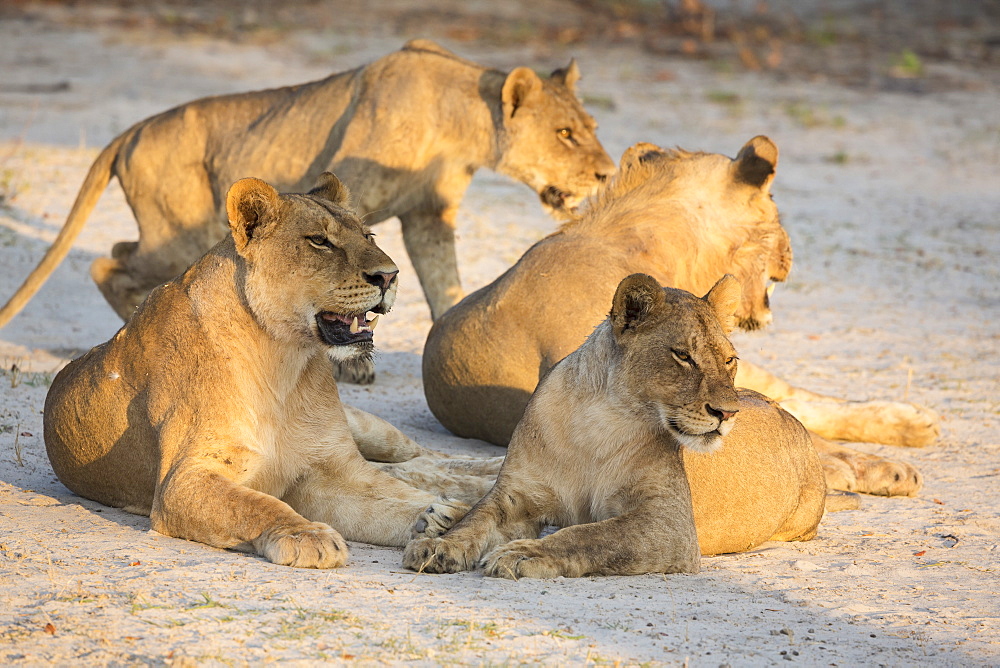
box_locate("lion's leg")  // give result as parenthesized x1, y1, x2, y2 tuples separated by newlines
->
(399, 208, 464, 320)
(343, 404, 432, 462)
(102, 156, 222, 320)
(377, 456, 501, 504)
(91, 255, 157, 321)
(811, 433, 923, 497)
(736, 359, 940, 447)
(403, 485, 544, 574)
(153, 464, 348, 569)
(482, 505, 700, 579)
(282, 455, 468, 547)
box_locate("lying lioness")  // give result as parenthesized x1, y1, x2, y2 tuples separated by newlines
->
(423, 138, 929, 498)
(405, 274, 827, 579)
(43, 173, 497, 568)
(0, 39, 614, 327)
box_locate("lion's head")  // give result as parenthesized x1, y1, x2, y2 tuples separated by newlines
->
(607, 273, 742, 453)
(496, 61, 616, 217)
(225, 172, 398, 364)
(585, 136, 792, 331)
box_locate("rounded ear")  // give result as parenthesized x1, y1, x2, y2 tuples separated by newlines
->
(226, 177, 279, 250)
(611, 273, 667, 335)
(309, 171, 351, 208)
(619, 142, 666, 173)
(550, 59, 580, 92)
(703, 274, 742, 335)
(502, 67, 542, 118)
(732, 135, 778, 190)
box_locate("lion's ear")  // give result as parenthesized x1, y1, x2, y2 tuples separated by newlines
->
(619, 142, 666, 173)
(309, 171, 351, 208)
(704, 274, 742, 335)
(733, 135, 778, 190)
(550, 59, 580, 92)
(611, 273, 666, 335)
(502, 67, 542, 118)
(226, 177, 279, 250)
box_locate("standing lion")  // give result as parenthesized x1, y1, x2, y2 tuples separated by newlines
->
(0, 39, 614, 328)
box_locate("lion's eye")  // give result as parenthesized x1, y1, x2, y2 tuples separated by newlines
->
(306, 235, 334, 250)
(557, 127, 576, 144)
(671, 349, 692, 364)
(726, 356, 739, 366)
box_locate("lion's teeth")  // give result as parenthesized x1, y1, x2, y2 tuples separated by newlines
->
(369, 314, 379, 331)
(349, 316, 359, 334)
(766, 283, 776, 297)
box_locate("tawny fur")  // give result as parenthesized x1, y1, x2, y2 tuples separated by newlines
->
(423, 137, 929, 498)
(0, 39, 614, 327)
(405, 274, 827, 579)
(43, 173, 497, 569)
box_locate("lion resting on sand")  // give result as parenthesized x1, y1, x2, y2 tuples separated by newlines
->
(43, 173, 498, 568)
(423, 137, 932, 498)
(405, 274, 826, 579)
(0, 39, 614, 328)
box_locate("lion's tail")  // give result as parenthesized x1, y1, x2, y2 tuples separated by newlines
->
(0, 132, 128, 328)
(824, 490, 862, 512)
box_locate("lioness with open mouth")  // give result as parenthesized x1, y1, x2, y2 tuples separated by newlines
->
(43, 173, 497, 568)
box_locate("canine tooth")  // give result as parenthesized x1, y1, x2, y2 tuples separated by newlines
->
(349, 316, 359, 334)
(766, 283, 776, 297)
(369, 314, 379, 330)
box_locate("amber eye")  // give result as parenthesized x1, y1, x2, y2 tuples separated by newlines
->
(557, 127, 574, 141)
(726, 356, 739, 366)
(672, 349, 692, 364)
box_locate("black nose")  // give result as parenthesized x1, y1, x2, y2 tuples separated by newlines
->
(596, 171, 610, 183)
(706, 404, 739, 422)
(364, 270, 398, 293)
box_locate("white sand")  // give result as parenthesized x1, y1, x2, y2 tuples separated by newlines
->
(1, 4, 998, 664)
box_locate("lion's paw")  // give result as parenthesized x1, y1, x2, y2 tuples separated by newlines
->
(334, 357, 376, 385)
(822, 451, 923, 498)
(410, 499, 469, 539)
(256, 521, 348, 569)
(403, 537, 478, 574)
(858, 401, 940, 448)
(482, 540, 564, 580)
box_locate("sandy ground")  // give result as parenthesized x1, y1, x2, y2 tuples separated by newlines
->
(1, 3, 998, 665)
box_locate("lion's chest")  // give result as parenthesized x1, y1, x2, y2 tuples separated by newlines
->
(231, 376, 349, 499)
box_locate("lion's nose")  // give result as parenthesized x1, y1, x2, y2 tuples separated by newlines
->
(596, 171, 609, 183)
(364, 270, 398, 293)
(706, 404, 739, 422)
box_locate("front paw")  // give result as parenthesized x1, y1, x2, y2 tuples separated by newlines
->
(334, 357, 376, 385)
(482, 539, 564, 580)
(411, 499, 469, 539)
(255, 521, 348, 569)
(403, 536, 479, 574)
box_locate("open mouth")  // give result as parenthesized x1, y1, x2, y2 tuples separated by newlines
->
(540, 185, 572, 211)
(315, 311, 381, 347)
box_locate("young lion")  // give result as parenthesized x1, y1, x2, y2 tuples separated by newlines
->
(404, 274, 826, 579)
(43, 173, 497, 568)
(423, 137, 931, 498)
(0, 39, 614, 327)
